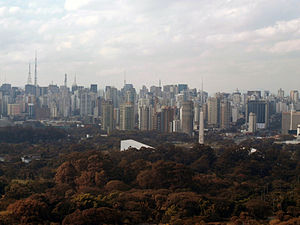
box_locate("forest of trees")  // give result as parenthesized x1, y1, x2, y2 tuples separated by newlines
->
(0, 127, 299, 224)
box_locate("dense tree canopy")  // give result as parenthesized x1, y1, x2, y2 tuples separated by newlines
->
(0, 128, 299, 224)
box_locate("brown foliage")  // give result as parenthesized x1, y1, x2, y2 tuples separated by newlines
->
(54, 162, 78, 186)
(7, 194, 49, 224)
(62, 207, 120, 225)
(105, 180, 130, 192)
(137, 160, 194, 189)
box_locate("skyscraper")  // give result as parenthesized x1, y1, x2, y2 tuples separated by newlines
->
(178, 84, 188, 93)
(248, 112, 257, 133)
(102, 100, 114, 133)
(80, 89, 92, 117)
(277, 88, 284, 99)
(281, 111, 300, 134)
(90, 84, 97, 93)
(220, 100, 231, 129)
(180, 101, 193, 136)
(152, 110, 162, 131)
(120, 103, 134, 130)
(290, 90, 299, 103)
(138, 98, 153, 131)
(199, 111, 204, 144)
(59, 86, 71, 117)
(161, 106, 175, 133)
(64, 74, 68, 87)
(194, 102, 200, 126)
(246, 100, 269, 129)
(138, 105, 152, 131)
(207, 97, 220, 127)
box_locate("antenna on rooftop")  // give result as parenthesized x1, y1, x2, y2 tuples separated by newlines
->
(27, 62, 32, 84)
(34, 50, 37, 86)
(124, 71, 126, 86)
(64, 73, 67, 87)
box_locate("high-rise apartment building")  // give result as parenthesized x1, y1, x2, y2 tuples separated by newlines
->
(290, 90, 299, 103)
(90, 84, 98, 93)
(138, 105, 152, 131)
(180, 101, 193, 136)
(282, 111, 300, 134)
(199, 111, 204, 144)
(102, 100, 114, 133)
(278, 88, 284, 99)
(246, 100, 269, 129)
(113, 108, 120, 128)
(120, 103, 134, 130)
(220, 100, 231, 129)
(161, 106, 175, 133)
(248, 112, 257, 133)
(207, 97, 220, 127)
(80, 89, 92, 117)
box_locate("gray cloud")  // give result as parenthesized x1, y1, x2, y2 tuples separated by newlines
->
(0, 0, 300, 93)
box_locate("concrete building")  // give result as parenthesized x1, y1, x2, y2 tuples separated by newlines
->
(248, 112, 257, 133)
(180, 101, 193, 136)
(152, 110, 161, 131)
(138, 105, 152, 131)
(276, 101, 288, 113)
(7, 104, 21, 116)
(172, 119, 181, 132)
(246, 100, 269, 129)
(199, 111, 204, 144)
(207, 97, 220, 127)
(105, 86, 119, 108)
(120, 103, 134, 130)
(290, 90, 299, 103)
(102, 100, 114, 133)
(278, 88, 284, 99)
(80, 89, 92, 117)
(220, 100, 231, 129)
(90, 84, 97, 93)
(59, 86, 71, 118)
(232, 89, 241, 105)
(113, 108, 120, 128)
(194, 102, 200, 126)
(232, 106, 239, 123)
(161, 106, 175, 133)
(282, 111, 300, 134)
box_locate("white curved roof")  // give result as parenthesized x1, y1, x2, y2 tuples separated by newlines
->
(120, 139, 153, 151)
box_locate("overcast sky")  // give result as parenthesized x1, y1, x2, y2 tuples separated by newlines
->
(0, 0, 300, 94)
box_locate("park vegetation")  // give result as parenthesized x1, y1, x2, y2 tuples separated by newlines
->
(0, 127, 299, 224)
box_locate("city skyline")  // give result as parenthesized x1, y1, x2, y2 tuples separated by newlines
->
(0, 73, 297, 138)
(1, 0, 300, 92)
(0, 72, 298, 97)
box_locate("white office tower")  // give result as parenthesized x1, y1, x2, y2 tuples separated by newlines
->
(172, 119, 181, 132)
(248, 112, 257, 133)
(199, 111, 204, 144)
(297, 125, 300, 138)
(180, 101, 193, 137)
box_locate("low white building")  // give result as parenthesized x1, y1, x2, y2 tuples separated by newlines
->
(120, 139, 153, 151)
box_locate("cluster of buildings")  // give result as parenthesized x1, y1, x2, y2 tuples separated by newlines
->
(0, 58, 298, 138)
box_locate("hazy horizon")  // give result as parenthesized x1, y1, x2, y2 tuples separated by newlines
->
(1, 0, 300, 93)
